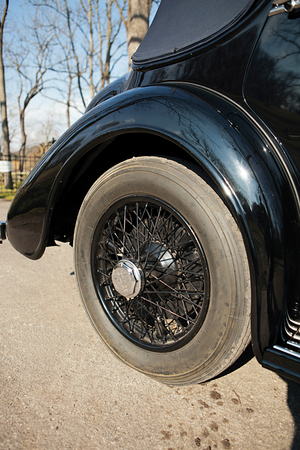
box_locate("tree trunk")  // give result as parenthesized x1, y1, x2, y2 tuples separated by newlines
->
(19, 110, 26, 173)
(64, 0, 86, 109)
(103, 0, 112, 88)
(67, 74, 72, 128)
(0, 0, 13, 189)
(88, 0, 94, 99)
(127, 0, 152, 66)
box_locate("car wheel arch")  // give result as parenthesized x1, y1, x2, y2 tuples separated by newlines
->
(49, 119, 279, 367)
(11, 83, 299, 363)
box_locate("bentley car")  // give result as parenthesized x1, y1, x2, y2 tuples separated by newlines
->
(1, 0, 300, 385)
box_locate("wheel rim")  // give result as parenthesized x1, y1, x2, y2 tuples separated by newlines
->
(92, 196, 210, 351)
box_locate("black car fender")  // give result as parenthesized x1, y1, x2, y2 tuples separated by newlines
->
(6, 82, 300, 362)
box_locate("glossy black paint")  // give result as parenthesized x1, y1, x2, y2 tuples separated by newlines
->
(245, 9, 300, 369)
(245, 9, 300, 169)
(135, 0, 271, 100)
(5, 0, 300, 380)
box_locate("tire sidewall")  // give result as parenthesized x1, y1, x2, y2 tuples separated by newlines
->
(74, 158, 248, 381)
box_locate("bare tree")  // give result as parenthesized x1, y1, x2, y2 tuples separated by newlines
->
(78, 0, 126, 95)
(29, 0, 88, 115)
(0, 0, 12, 188)
(80, 0, 95, 99)
(34, 0, 126, 128)
(39, 1, 79, 128)
(114, 0, 153, 67)
(64, 0, 87, 109)
(6, 7, 53, 171)
(92, 0, 126, 91)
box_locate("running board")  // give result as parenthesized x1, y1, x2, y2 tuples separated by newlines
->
(262, 345, 300, 383)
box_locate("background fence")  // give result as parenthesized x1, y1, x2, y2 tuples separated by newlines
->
(0, 153, 42, 195)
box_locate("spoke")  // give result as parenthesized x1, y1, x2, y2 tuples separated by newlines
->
(115, 211, 135, 258)
(140, 294, 196, 325)
(143, 206, 162, 269)
(146, 287, 187, 319)
(143, 289, 203, 297)
(148, 273, 201, 307)
(123, 205, 127, 250)
(181, 296, 192, 326)
(144, 258, 203, 289)
(144, 239, 194, 261)
(146, 225, 187, 277)
(155, 210, 173, 241)
(116, 224, 137, 257)
(133, 203, 151, 241)
(107, 228, 127, 258)
(127, 299, 155, 342)
(104, 223, 121, 260)
(136, 202, 140, 261)
(143, 288, 203, 309)
(98, 242, 119, 266)
(94, 198, 208, 348)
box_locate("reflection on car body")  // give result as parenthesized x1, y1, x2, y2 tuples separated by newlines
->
(1, 0, 300, 385)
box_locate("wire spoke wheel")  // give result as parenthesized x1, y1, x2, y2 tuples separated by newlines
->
(92, 198, 210, 351)
(74, 157, 251, 385)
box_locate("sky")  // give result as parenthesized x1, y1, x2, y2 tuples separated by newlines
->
(4, 0, 85, 152)
(2, 0, 159, 153)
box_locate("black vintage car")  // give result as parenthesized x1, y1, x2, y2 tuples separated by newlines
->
(1, 0, 300, 385)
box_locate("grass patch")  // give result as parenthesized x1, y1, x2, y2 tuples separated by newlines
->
(0, 180, 23, 201)
(0, 189, 17, 201)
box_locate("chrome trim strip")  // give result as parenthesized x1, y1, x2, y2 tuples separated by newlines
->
(283, 309, 300, 342)
(286, 309, 300, 328)
(269, 4, 286, 15)
(273, 344, 300, 359)
(283, 324, 300, 342)
(269, 0, 300, 16)
(287, 340, 300, 351)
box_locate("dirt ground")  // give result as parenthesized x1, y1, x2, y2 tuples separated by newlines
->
(0, 198, 300, 450)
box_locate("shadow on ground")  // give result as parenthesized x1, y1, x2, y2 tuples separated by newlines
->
(214, 343, 255, 380)
(214, 343, 300, 450)
(287, 378, 300, 450)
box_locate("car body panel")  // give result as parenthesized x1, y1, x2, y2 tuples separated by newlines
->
(4, 0, 300, 381)
(132, 0, 257, 65)
(245, 8, 300, 176)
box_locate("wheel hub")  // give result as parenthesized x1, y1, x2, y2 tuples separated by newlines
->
(142, 243, 178, 290)
(93, 197, 210, 350)
(112, 260, 143, 299)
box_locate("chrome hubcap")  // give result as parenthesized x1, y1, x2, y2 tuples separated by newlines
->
(112, 260, 142, 299)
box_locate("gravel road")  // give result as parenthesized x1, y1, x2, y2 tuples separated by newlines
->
(0, 198, 299, 450)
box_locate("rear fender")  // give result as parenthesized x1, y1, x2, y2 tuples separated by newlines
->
(6, 83, 300, 361)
